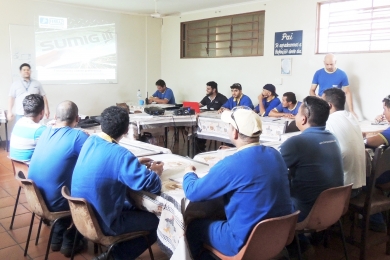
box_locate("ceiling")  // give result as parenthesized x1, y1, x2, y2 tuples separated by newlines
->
(42, 0, 266, 16)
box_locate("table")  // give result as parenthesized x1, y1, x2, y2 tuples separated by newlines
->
(127, 154, 221, 260)
(358, 120, 388, 135)
(0, 109, 9, 151)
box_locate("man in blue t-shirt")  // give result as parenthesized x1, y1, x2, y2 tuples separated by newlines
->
(280, 96, 343, 221)
(184, 108, 294, 259)
(28, 101, 88, 257)
(269, 92, 301, 118)
(148, 79, 175, 104)
(254, 84, 281, 116)
(310, 53, 356, 118)
(219, 83, 254, 112)
(366, 95, 390, 148)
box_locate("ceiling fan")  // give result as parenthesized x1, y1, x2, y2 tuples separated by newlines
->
(150, 0, 180, 18)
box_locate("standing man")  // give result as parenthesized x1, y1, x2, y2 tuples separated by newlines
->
(218, 83, 253, 113)
(9, 94, 46, 161)
(310, 53, 356, 117)
(322, 88, 365, 198)
(255, 84, 281, 116)
(148, 79, 176, 104)
(199, 81, 228, 111)
(184, 108, 294, 259)
(280, 96, 343, 221)
(8, 63, 49, 122)
(28, 101, 88, 257)
(72, 106, 164, 260)
(269, 92, 301, 118)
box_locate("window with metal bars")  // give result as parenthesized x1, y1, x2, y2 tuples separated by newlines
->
(180, 11, 265, 58)
(317, 0, 390, 53)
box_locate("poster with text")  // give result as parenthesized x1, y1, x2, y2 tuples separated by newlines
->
(274, 30, 302, 56)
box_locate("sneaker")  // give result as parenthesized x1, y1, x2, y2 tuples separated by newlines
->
(60, 239, 86, 258)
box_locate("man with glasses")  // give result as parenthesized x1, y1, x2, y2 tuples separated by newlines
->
(218, 83, 254, 113)
(28, 101, 89, 257)
(280, 96, 343, 222)
(184, 107, 294, 259)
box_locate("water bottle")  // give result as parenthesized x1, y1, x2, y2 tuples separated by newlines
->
(137, 89, 144, 105)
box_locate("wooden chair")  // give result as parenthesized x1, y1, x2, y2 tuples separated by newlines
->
(16, 171, 71, 260)
(9, 158, 29, 230)
(203, 211, 300, 260)
(349, 147, 390, 260)
(61, 186, 155, 260)
(295, 184, 353, 260)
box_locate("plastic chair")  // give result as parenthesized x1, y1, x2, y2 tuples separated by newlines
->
(9, 158, 29, 230)
(349, 147, 390, 260)
(295, 184, 353, 260)
(203, 211, 300, 260)
(61, 186, 155, 260)
(16, 171, 71, 260)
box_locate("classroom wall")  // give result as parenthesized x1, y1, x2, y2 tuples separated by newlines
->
(161, 0, 389, 120)
(0, 0, 161, 139)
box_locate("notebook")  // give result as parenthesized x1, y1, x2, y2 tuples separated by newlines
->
(183, 101, 200, 113)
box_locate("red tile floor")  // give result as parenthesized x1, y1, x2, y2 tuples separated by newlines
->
(1, 134, 390, 260)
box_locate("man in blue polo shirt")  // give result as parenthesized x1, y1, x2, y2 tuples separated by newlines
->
(280, 96, 343, 221)
(148, 79, 176, 104)
(310, 53, 356, 118)
(366, 95, 390, 148)
(254, 84, 281, 116)
(219, 83, 254, 112)
(184, 108, 294, 259)
(269, 92, 301, 118)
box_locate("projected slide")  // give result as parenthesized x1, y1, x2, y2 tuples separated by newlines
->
(35, 16, 117, 84)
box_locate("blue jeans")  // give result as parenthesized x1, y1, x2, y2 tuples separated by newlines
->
(186, 219, 239, 260)
(109, 209, 158, 260)
(51, 216, 82, 248)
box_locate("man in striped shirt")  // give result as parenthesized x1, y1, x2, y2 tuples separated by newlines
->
(9, 94, 46, 161)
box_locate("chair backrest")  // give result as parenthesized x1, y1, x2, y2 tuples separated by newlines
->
(234, 211, 300, 260)
(15, 171, 51, 218)
(61, 186, 105, 243)
(301, 184, 353, 232)
(10, 159, 29, 185)
(285, 120, 299, 133)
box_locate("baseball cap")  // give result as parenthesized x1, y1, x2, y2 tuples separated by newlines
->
(221, 107, 262, 137)
(263, 84, 277, 96)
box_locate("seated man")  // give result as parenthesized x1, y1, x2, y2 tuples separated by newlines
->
(28, 101, 88, 257)
(254, 84, 281, 116)
(184, 108, 294, 259)
(9, 94, 46, 161)
(322, 88, 365, 198)
(71, 106, 164, 260)
(280, 96, 343, 221)
(269, 92, 302, 118)
(199, 81, 228, 111)
(148, 79, 176, 104)
(219, 83, 254, 113)
(366, 95, 390, 149)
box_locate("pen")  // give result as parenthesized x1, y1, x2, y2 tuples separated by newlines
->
(169, 178, 182, 184)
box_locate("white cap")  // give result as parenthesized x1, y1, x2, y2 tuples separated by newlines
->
(221, 109, 262, 137)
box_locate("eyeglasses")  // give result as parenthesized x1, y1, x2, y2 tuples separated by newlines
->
(231, 106, 252, 134)
(303, 98, 311, 118)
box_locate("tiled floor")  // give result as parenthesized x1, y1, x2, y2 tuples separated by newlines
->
(2, 131, 390, 260)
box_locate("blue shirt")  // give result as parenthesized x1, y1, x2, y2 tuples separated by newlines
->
(222, 94, 254, 110)
(379, 127, 390, 145)
(312, 68, 349, 96)
(28, 127, 88, 212)
(280, 126, 343, 221)
(254, 97, 281, 116)
(71, 135, 161, 236)
(152, 87, 176, 104)
(9, 117, 46, 161)
(184, 145, 294, 253)
(273, 101, 302, 115)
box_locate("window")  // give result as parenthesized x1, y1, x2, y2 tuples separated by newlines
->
(181, 12, 265, 58)
(317, 0, 390, 53)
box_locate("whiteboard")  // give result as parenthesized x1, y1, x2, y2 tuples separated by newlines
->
(9, 24, 36, 82)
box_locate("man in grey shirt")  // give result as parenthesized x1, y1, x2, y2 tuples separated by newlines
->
(8, 63, 49, 122)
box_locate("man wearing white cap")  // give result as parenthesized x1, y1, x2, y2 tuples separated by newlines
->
(183, 107, 294, 259)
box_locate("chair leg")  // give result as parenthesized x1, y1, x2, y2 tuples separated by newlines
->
(360, 215, 369, 260)
(94, 243, 99, 254)
(44, 217, 63, 260)
(349, 212, 356, 244)
(386, 209, 390, 255)
(295, 234, 302, 260)
(70, 230, 79, 260)
(339, 220, 349, 260)
(24, 213, 35, 256)
(35, 218, 43, 245)
(143, 235, 155, 260)
(9, 186, 21, 230)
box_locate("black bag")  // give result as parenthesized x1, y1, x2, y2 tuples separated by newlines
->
(139, 132, 156, 144)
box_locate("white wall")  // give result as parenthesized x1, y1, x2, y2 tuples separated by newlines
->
(161, 0, 389, 120)
(0, 0, 161, 139)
